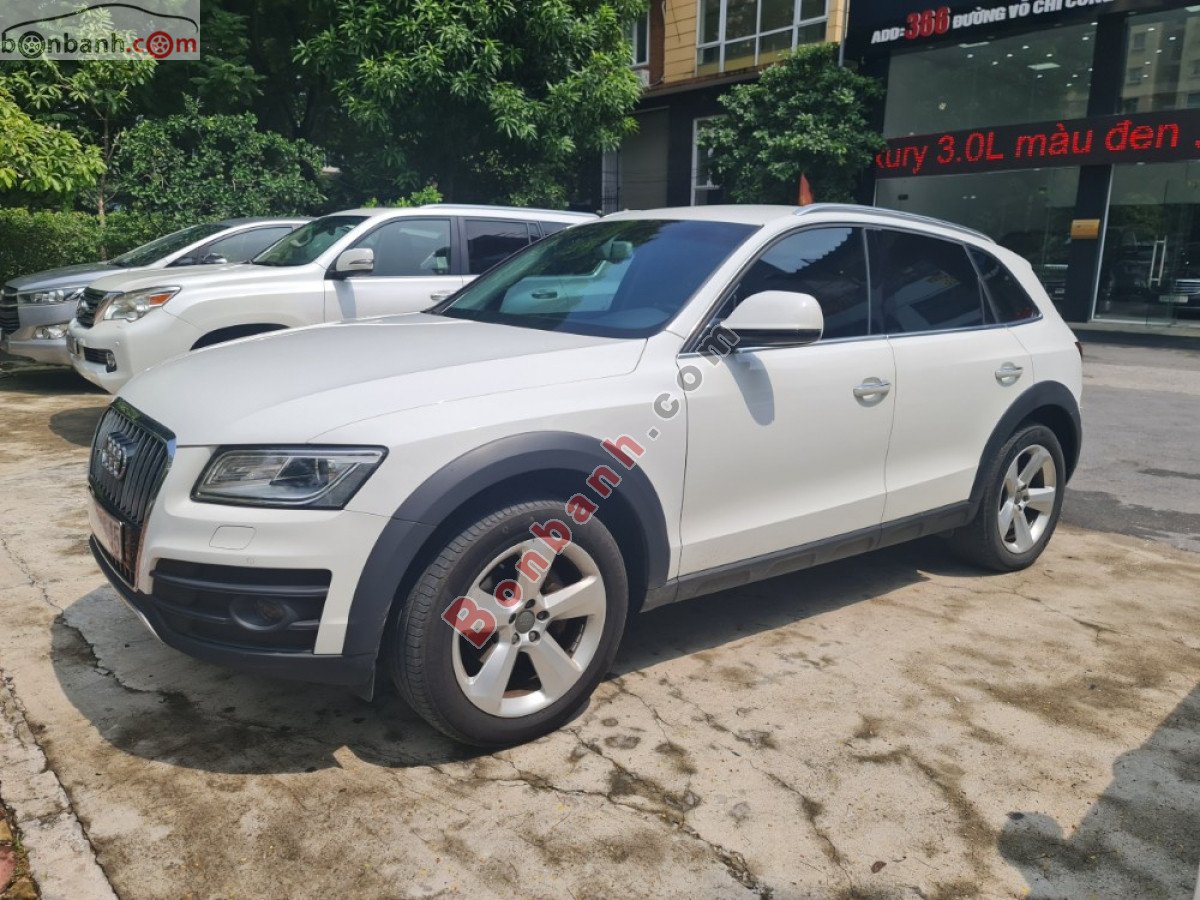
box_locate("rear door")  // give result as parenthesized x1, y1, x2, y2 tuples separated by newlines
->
(324, 216, 462, 321)
(873, 229, 1033, 521)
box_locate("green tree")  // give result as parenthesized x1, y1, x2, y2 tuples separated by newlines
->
(296, 0, 645, 204)
(698, 44, 885, 204)
(0, 10, 156, 219)
(0, 88, 104, 198)
(111, 99, 326, 221)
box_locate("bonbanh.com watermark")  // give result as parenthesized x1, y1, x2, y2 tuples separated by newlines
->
(0, 1, 200, 60)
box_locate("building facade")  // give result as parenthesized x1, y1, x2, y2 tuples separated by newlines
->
(850, 0, 1200, 325)
(605, 0, 848, 212)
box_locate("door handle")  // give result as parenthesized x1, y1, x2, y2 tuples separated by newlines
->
(853, 378, 891, 401)
(429, 291, 453, 302)
(531, 290, 559, 300)
(994, 362, 1024, 385)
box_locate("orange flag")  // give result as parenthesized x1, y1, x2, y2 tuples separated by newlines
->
(798, 174, 814, 206)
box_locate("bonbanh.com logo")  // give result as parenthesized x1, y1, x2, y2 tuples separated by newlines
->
(0, 1, 200, 60)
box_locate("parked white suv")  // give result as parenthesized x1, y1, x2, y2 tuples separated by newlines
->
(84, 205, 1082, 746)
(67, 204, 595, 392)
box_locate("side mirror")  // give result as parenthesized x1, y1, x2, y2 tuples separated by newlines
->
(601, 239, 633, 263)
(200, 253, 227, 265)
(721, 290, 824, 348)
(331, 247, 374, 277)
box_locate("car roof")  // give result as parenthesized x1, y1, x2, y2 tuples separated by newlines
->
(215, 217, 312, 227)
(330, 205, 596, 222)
(604, 203, 993, 243)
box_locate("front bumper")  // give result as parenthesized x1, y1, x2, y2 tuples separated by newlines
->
(0, 331, 71, 366)
(91, 537, 377, 689)
(68, 312, 199, 393)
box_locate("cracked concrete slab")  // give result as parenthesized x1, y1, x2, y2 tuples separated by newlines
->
(2, 357, 1200, 899)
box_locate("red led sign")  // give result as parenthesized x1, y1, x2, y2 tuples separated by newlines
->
(875, 110, 1200, 178)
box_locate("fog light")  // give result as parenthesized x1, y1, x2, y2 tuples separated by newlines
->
(104, 351, 117, 372)
(229, 595, 296, 632)
(32, 324, 69, 340)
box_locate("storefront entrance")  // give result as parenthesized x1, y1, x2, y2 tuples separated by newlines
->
(1096, 161, 1200, 323)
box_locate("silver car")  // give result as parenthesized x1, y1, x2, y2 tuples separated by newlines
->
(1, 217, 308, 366)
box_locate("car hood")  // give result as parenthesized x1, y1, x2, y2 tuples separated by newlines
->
(119, 314, 645, 445)
(6, 261, 121, 293)
(86, 262, 294, 295)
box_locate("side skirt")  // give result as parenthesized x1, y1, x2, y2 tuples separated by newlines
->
(643, 501, 972, 611)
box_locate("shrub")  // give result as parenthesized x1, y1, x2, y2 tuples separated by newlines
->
(0, 208, 168, 286)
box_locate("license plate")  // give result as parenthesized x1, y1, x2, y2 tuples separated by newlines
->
(88, 496, 126, 569)
(66, 335, 80, 355)
(1160, 294, 1190, 305)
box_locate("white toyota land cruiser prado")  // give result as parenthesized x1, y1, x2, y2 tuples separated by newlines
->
(84, 204, 1082, 746)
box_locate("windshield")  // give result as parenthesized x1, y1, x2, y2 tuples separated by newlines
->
(439, 219, 757, 338)
(252, 215, 367, 266)
(112, 222, 228, 267)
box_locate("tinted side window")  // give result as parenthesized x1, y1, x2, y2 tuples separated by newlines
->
(353, 218, 452, 277)
(235, 227, 296, 261)
(732, 227, 870, 339)
(466, 219, 533, 274)
(539, 221, 570, 236)
(876, 230, 984, 334)
(969, 247, 1040, 322)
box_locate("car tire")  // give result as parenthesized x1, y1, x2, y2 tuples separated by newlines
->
(951, 424, 1066, 573)
(389, 500, 629, 747)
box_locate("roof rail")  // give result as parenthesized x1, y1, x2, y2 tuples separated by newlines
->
(795, 203, 994, 243)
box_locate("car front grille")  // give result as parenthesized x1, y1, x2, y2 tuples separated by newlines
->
(88, 401, 174, 583)
(0, 286, 18, 334)
(76, 287, 108, 329)
(1172, 279, 1200, 295)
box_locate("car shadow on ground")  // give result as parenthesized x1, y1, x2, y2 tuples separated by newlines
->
(52, 537, 975, 774)
(0, 357, 104, 397)
(999, 682, 1200, 897)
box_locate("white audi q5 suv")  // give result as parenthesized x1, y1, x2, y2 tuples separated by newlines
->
(83, 204, 1082, 746)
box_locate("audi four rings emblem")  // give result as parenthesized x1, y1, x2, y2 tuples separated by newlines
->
(100, 434, 132, 480)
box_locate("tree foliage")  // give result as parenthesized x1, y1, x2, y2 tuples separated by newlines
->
(0, 88, 104, 198)
(111, 99, 326, 221)
(699, 44, 885, 204)
(296, 0, 645, 204)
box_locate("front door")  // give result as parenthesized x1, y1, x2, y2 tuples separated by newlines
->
(678, 227, 896, 575)
(325, 217, 463, 321)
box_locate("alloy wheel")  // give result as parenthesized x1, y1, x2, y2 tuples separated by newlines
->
(998, 443, 1058, 554)
(451, 539, 607, 718)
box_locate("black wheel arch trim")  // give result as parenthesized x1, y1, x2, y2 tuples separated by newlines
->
(968, 380, 1081, 515)
(343, 430, 672, 661)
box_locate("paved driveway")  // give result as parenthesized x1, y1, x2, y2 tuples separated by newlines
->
(1, 346, 1198, 899)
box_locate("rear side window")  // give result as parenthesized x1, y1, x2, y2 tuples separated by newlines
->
(731, 227, 871, 339)
(539, 221, 570, 236)
(874, 230, 984, 334)
(969, 247, 1040, 323)
(466, 219, 534, 274)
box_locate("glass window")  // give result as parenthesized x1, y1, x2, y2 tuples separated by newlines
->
(253, 216, 367, 267)
(875, 167, 1080, 310)
(883, 23, 1095, 137)
(1121, 7, 1200, 113)
(353, 218, 452, 277)
(195, 226, 296, 265)
(624, 13, 649, 67)
(697, 0, 828, 76)
(730, 228, 870, 339)
(441, 219, 757, 338)
(874, 230, 983, 334)
(969, 247, 1039, 323)
(465, 219, 533, 275)
(112, 222, 228, 267)
(539, 221, 570, 236)
(692, 117, 723, 206)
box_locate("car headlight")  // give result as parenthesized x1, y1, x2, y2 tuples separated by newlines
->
(99, 286, 180, 322)
(21, 286, 85, 304)
(192, 447, 387, 509)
